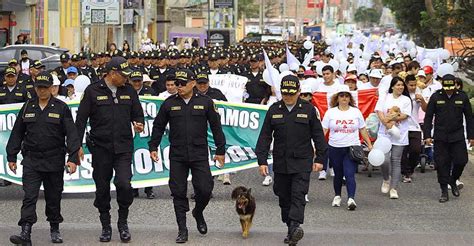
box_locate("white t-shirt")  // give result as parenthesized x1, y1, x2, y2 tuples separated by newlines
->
(304, 77, 321, 93)
(158, 91, 176, 99)
(322, 107, 366, 147)
(357, 81, 388, 97)
(421, 79, 442, 101)
(407, 89, 422, 132)
(316, 81, 349, 93)
(375, 93, 411, 146)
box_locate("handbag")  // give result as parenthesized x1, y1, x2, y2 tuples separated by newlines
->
(349, 145, 364, 163)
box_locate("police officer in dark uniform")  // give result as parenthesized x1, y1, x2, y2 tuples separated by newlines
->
(75, 57, 145, 242)
(129, 70, 157, 97)
(6, 72, 81, 245)
(244, 54, 271, 104)
(22, 60, 46, 99)
(194, 73, 227, 101)
(423, 74, 474, 203)
(256, 75, 327, 246)
(0, 67, 29, 104)
(148, 69, 226, 243)
(54, 54, 71, 84)
(150, 52, 174, 94)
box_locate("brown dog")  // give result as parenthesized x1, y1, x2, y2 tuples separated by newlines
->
(231, 186, 256, 238)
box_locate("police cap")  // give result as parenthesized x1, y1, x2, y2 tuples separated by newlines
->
(35, 71, 53, 87)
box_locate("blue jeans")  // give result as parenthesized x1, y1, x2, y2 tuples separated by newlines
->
(328, 146, 357, 198)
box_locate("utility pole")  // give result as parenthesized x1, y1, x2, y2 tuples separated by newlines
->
(259, 0, 264, 34)
(234, 0, 238, 39)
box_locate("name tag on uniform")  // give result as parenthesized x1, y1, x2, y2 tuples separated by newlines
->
(455, 100, 463, 105)
(48, 113, 60, 119)
(437, 100, 445, 104)
(171, 106, 181, 111)
(0, 93, 5, 96)
(97, 96, 108, 100)
(144, 94, 152, 96)
(272, 114, 283, 119)
(120, 95, 131, 100)
(194, 105, 204, 110)
(15, 93, 23, 97)
(25, 113, 35, 118)
(26, 85, 33, 89)
(297, 114, 308, 118)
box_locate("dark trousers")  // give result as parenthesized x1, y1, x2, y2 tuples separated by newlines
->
(434, 140, 468, 185)
(401, 131, 422, 176)
(169, 160, 214, 229)
(273, 172, 311, 225)
(328, 146, 357, 198)
(19, 161, 64, 226)
(91, 146, 133, 224)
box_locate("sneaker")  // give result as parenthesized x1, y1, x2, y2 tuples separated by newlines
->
(217, 175, 224, 181)
(318, 170, 327, 180)
(389, 189, 399, 199)
(456, 180, 464, 190)
(329, 168, 335, 177)
(402, 175, 412, 183)
(347, 198, 357, 211)
(305, 194, 309, 203)
(262, 175, 273, 186)
(448, 184, 452, 190)
(381, 180, 390, 193)
(332, 196, 341, 207)
(223, 174, 231, 185)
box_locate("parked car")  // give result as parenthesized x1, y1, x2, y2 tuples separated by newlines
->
(0, 45, 68, 72)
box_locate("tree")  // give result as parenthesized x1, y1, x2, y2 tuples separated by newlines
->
(354, 7, 382, 27)
(238, 0, 259, 19)
(264, 0, 279, 18)
(383, 0, 474, 48)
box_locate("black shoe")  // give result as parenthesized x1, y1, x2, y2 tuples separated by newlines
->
(99, 225, 112, 242)
(192, 209, 207, 235)
(133, 189, 139, 198)
(10, 223, 32, 245)
(451, 183, 460, 197)
(146, 191, 155, 199)
(175, 229, 188, 244)
(118, 222, 131, 242)
(439, 191, 449, 203)
(289, 223, 304, 245)
(50, 228, 63, 243)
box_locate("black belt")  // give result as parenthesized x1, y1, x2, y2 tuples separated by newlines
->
(23, 148, 65, 159)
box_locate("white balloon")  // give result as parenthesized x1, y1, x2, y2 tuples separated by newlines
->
(373, 136, 392, 154)
(74, 75, 91, 93)
(279, 63, 289, 72)
(262, 69, 273, 86)
(329, 59, 339, 71)
(437, 63, 454, 77)
(334, 37, 343, 45)
(326, 38, 333, 45)
(316, 62, 327, 75)
(452, 61, 459, 71)
(368, 149, 385, 167)
(303, 40, 314, 50)
(421, 58, 434, 68)
(406, 41, 415, 49)
(387, 126, 401, 140)
(289, 63, 299, 71)
(362, 52, 371, 61)
(409, 48, 417, 58)
(335, 52, 344, 61)
(440, 49, 451, 60)
(339, 60, 349, 74)
(330, 31, 337, 39)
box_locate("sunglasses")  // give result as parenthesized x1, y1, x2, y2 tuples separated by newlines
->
(300, 93, 312, 97)
(174, 80, 189, 87)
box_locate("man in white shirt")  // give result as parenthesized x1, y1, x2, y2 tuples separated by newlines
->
(20, 50, 32, 76)
(316, 65, 349, 93)
(421, 65, 442, 101)
(379, 62, 403, 91)
(358, 69, 385, 94)
(158, 76, 178, 98)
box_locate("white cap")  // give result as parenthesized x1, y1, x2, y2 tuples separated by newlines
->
(347, 64, 357, 72)
(416, 70, 426, 77)
(368, 69, 383, 79)
(336, 86, 351, 94)
(301, 83, 312, 94)
(143, 74, 155, 83)
(52, 74, 60, 86)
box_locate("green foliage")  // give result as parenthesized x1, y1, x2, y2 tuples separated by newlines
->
(354, 7, 382, 27)
(382, 0, 474, 48)
(238, 0, 259, 19)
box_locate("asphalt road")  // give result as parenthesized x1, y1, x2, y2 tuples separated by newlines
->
(1, 160, 473, 246)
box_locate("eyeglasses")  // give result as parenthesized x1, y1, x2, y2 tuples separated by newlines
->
(174, 80, 189, 87)
(300, 93, 312, 97)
